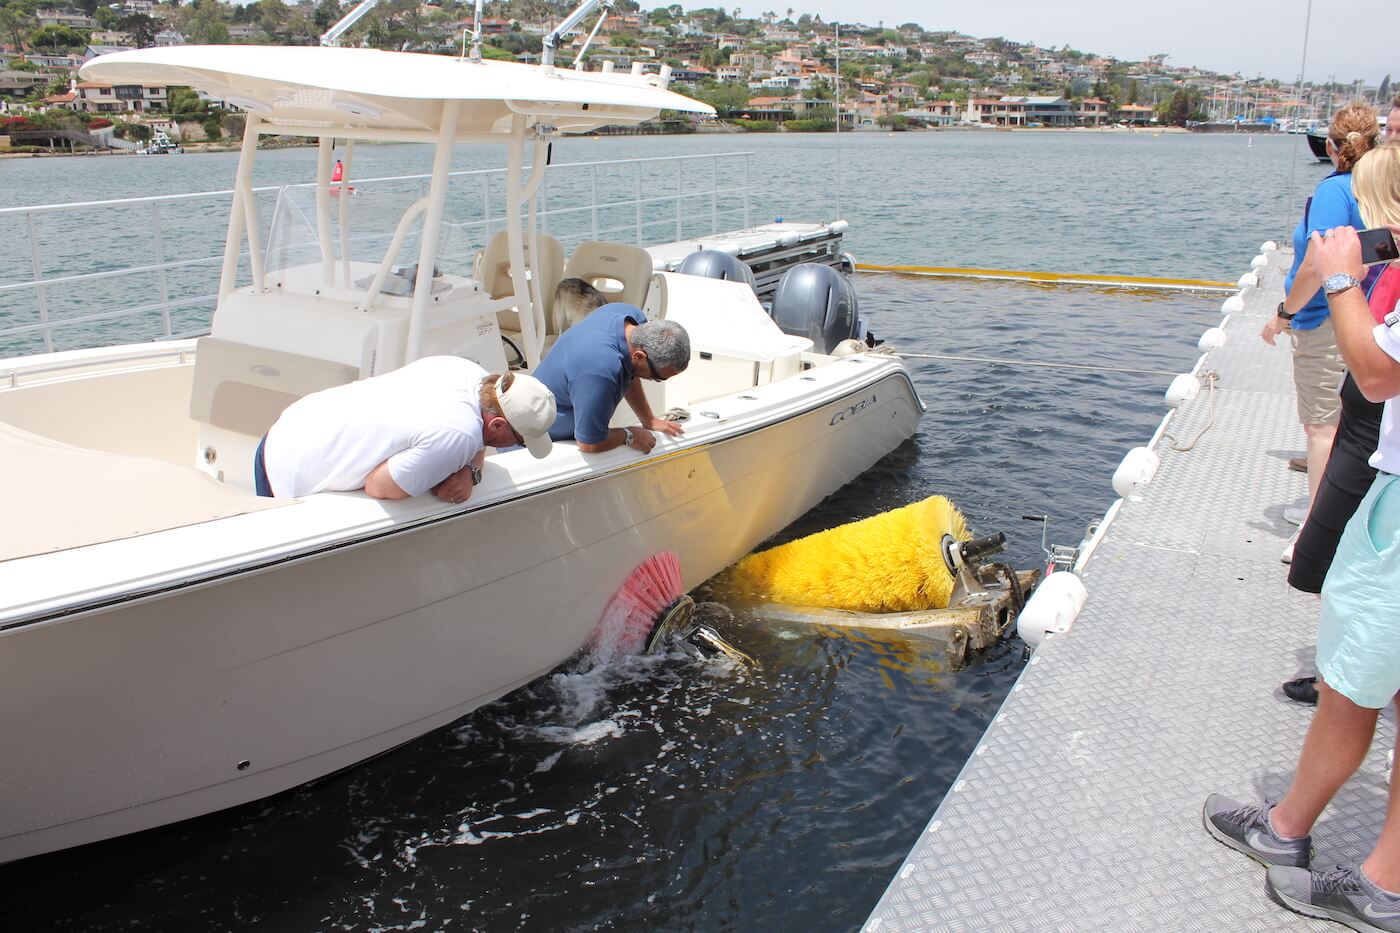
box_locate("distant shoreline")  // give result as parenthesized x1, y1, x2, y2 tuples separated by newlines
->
(0, 123, 1203, 159)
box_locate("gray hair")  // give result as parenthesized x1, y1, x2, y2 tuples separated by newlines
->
(630, 320, 691, 373)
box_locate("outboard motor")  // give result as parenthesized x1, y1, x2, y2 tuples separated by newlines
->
(769, 262, 860, 354)
(677, 249, 757, 294)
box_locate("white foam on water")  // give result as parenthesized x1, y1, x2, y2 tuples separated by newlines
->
(532, 719, 624, 746)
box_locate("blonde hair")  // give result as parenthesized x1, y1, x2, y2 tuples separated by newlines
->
(1328, 101, 1381, 173)
(1353, 143, 1400, 229)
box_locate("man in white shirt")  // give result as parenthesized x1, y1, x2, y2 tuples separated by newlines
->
(257, 356, 556, 502)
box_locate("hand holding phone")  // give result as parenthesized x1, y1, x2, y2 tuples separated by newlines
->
(1359, 227, 1400, 265)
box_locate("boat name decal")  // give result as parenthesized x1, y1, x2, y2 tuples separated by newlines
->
(830, 394, 877, 425)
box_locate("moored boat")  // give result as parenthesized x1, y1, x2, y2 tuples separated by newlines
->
(0, 40, 922, 863)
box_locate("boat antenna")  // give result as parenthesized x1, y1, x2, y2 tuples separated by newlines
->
(834, 23, 842, 220)
(542, 0, 613, 73)
(466, 0, 484, 62)
(1286, 0, 1313, 231)
(574, 0, 614, 71)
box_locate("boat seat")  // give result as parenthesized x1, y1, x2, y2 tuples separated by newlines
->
(562, 240, 657, 311)
(189, 337, 360, 438)
(189, 336, 360, 488)
(473, 231, 564, 336)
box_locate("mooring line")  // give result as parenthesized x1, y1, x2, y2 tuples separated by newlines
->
(887, 349, 1179, 377)
(856, 262, 1236, 291)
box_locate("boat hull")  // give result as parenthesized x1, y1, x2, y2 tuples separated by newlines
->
(1306, 131, 1331, 162)
(0, 367, 920, 863)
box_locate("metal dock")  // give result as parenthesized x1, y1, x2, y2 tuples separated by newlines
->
(865, 247, 1396, 931)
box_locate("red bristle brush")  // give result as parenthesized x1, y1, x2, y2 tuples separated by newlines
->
(587, 551, 690, 660)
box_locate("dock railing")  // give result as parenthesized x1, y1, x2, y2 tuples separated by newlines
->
(0, 151, 754, 358)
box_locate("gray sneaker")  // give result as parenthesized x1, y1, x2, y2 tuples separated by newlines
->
(1202, 794, 1311, 868)
(1267, 864, 1400, 932)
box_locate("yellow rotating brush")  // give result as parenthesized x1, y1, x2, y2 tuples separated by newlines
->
(718, 495, 971, 612)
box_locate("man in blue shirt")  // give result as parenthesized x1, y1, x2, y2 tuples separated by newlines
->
(533, 302, 690, 453)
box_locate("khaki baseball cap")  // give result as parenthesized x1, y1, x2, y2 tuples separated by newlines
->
(497, 373, 556, 459)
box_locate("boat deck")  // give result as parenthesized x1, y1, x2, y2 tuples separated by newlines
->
(865, 248, 1396, 930)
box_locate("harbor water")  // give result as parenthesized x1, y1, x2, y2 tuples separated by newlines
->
(0, 131, 1325, 930)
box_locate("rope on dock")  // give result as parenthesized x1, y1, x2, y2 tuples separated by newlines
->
(1162, 370, 1220, 451)
(856, 262, 1237, 292)
(884, 349, 1180, 378)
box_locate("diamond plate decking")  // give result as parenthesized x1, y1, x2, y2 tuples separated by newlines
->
(865, 248, 1396, 932)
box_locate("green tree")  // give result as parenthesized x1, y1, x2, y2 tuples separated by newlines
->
(187, 0, 230, 44)
(0, 4, 35, 51)
(313, 0, 343, 32)
(693, 80, 751, 114)
(29, 24, 86, 51)
(118, 13, 160, 47)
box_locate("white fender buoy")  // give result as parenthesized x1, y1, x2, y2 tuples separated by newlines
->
(712, 241, 743, 256)
(1250, 254, 1268, 270)
(830, 219, 849, 235)
(1221, 293, 1245, 315)
(776, 231, 801, 247)
(1237, 272, 1259, 288)
(1198, 327, 1227, 351)
(1112, 446, 1160, 497)
(1165, 373, 1200, 408)
(1261, 240, 1278, 252)
(1016, 571, 1088, 648)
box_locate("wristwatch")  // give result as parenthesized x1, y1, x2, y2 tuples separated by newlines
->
(1275, 302, 1295, 321)
(1323, 272, 1361, 296)
(623, 428, 635, 448)
(467, 464, 482, 485)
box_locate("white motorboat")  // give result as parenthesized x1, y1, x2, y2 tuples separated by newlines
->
(0, 42, 922, 864)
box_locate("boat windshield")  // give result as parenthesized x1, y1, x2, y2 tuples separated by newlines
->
(263, 175, 486, 299)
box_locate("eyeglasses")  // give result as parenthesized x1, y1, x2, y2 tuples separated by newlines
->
(511, 427, 525, 448)
(640, 353, 675, 382)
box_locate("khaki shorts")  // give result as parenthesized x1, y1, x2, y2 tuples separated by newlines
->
(1292, 317, 1345, 426)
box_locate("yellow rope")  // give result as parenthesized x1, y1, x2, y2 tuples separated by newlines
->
(855, 262, 1236, 291)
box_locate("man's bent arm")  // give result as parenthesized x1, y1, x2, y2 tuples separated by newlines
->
(578, 428, 630, 453)
(364, 461, 411, 499)
(624, 378, 657, 424)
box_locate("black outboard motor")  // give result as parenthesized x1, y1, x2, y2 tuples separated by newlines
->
(769, 263, 860, 354)
(676, 249, 758, 294)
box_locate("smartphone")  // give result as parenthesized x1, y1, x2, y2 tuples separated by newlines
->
(1359, 227, 1400, 265)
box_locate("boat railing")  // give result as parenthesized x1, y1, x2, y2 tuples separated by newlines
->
(0, 151, 754, 360)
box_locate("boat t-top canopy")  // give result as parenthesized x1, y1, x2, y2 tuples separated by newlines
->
(78, 46, 714, 137)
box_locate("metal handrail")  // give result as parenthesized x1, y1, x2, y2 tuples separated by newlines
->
(0, 151, 754, 355)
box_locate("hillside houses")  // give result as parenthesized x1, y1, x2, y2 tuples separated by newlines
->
(0, 2, 1364, 134)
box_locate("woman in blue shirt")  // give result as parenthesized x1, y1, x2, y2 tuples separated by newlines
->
(1263, 102, 1380, 545)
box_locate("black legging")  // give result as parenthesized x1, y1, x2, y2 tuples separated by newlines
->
(1288, 373, 1385, 593)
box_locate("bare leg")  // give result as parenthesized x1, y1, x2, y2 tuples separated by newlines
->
(1304, 421, 1338, 507)
(1361, 696, 1400, 892)
(1271, 678, 1380, 838)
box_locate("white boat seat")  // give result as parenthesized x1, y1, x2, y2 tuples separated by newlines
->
(473, 231, 564, 336)
(189, 336, 360, 438)
(0, 419, 287, 563)
(562, 240, 657, 311)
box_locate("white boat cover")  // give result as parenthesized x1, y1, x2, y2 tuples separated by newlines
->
(0, 421, 287, 563)
(79, 46, 714, 136)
